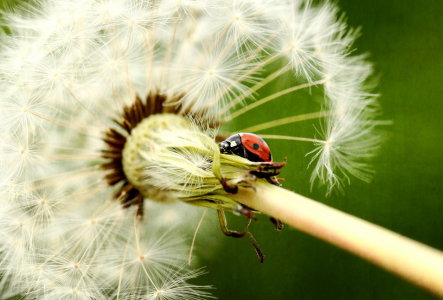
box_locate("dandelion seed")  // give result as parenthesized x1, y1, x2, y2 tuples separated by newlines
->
(0, 0, 380, 298)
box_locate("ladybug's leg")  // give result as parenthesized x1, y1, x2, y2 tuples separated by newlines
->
(217, 208, 265, 263)
(253, 161, 286, 176)
(245, 231, 265, 263)
(217, 208, 245, 238)
(213, 146, 238, 194)
(219, 177, 238, 194)
(234, 205, 257, 221)
(269, 217, 284, 231)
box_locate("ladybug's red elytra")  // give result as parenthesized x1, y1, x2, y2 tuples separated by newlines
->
(219, 133, 272, 162)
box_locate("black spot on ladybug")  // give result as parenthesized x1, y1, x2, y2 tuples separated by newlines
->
(253, 143, 259, 150)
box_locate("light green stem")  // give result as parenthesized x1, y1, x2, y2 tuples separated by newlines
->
(231, 182, 443, 297)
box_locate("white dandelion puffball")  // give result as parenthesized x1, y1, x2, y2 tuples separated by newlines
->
(0, 0, 380, 299)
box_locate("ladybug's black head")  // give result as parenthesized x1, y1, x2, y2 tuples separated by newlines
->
(219, 140, 231, 153)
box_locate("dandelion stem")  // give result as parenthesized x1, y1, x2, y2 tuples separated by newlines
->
(231, 182, 443, 297)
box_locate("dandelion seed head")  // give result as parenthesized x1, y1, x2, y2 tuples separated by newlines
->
(0, 0, 381, 298)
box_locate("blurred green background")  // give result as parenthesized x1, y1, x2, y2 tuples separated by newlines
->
(198, 1, 443, 299)
(1, 0, 442, 299)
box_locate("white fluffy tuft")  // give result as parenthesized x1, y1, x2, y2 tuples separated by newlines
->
(0, 0, 381, 298)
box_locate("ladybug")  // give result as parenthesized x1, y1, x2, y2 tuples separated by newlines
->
(217, 133, 283, 263)
(219, 133, 272, 162)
